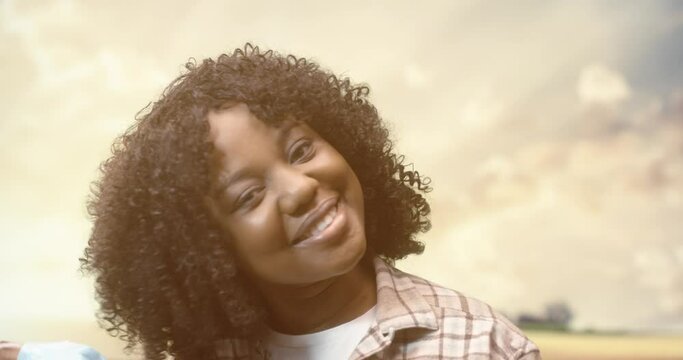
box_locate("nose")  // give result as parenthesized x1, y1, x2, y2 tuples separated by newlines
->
(276, 166, 318, 216)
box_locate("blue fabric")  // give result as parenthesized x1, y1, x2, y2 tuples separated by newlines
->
(18, 342, 106, 360)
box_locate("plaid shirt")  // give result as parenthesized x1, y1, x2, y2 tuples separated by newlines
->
(215, 258, 541, 359)
(349, 258, 541, 359)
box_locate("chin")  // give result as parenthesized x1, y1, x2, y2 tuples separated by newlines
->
(331, 233, 367, 277)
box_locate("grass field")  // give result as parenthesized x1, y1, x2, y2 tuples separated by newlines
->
(4, 320, 682, 359)
(527, 331, 683, 360)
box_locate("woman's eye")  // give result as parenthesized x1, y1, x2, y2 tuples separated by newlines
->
(289, 139, 315, 163)
(234, 187, 264, 211)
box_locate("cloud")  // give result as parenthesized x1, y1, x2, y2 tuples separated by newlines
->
(578, 64, 632, 108)
(634, 246, 683, 315)
(403, 63, 432, 89)
(402, 83, 683, 330)
(1, 0, 682, 337)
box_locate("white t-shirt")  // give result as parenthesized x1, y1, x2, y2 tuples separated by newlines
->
(265, 306, 377, 360)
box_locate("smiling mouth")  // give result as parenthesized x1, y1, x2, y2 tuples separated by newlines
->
(293, 198, 339, 245)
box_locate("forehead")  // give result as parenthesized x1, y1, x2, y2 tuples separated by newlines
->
(207, 102, 300, 148)
(208, 103, 269, 149)
(206, 103, 300, 175)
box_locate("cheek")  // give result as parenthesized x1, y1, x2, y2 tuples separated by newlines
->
(336, 155, 363, 196)
(324, 151, 359, 184)
(349, 172, 365, 220)
(224, 206, 284, 254)
(328, 153, 365, 219)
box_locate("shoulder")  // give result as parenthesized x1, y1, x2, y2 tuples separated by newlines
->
(393, 267, 541, 359)
(397, 268, 505, 320)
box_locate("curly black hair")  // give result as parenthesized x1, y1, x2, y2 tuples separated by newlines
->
(81, 44, 431, 360)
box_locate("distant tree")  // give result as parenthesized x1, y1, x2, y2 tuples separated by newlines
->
(544, 301, 573, 326)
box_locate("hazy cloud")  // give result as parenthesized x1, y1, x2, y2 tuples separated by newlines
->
(578, 64, 632, 108)
(1, 1, 681, 343)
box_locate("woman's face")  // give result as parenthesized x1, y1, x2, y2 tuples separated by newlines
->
(206, 104, 367, 286)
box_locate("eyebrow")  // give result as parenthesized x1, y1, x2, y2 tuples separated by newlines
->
(276, 121, 299, 146)
(213, 121, 302, 195)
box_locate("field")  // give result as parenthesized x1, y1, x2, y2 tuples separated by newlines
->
(3, 320, 682, 359)
(527, 331, 683, 360)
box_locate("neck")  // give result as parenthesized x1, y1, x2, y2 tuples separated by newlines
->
(257, 259, 377, 335)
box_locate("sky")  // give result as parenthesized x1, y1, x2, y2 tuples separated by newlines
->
(1, 0, 682, 356)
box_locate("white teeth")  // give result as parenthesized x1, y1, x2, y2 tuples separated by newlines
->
(304, 206, 337, 239)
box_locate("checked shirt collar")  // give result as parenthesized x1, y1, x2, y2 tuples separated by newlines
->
(348, 258, 439, 360)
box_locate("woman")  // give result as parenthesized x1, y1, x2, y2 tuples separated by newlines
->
(77, 44, 540, 359)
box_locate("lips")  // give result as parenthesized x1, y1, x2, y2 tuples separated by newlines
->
(292, 197, 338, 245)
